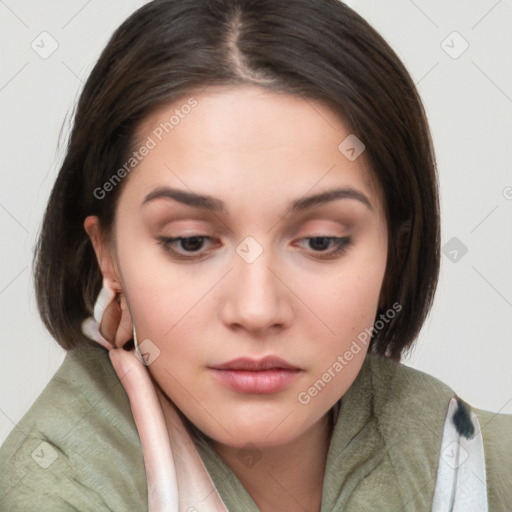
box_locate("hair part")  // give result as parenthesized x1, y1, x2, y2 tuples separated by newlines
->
(34, 0, 440, 361)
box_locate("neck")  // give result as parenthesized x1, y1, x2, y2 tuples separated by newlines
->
(210, 411, 334, 512)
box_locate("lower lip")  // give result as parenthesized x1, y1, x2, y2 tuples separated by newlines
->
(210, 368, 302, 394)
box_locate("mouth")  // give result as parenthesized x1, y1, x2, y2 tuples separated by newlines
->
(208, 356, 303, 394)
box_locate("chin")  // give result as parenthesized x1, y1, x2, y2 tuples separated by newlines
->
(189, 404, 318, 450)
(208, 426, 302, 450)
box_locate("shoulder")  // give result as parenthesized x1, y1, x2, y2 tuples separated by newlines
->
(364, 353, 512, 510)
(471, 404, 512, 510)
(364, 353, 457, 437)
(0, 344, 148, 511)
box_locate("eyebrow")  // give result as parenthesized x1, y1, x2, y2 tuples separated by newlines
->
(142, 186, 373, 214)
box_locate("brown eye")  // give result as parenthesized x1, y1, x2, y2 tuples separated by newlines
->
(175, 236, 206, 252)
(156, 235, 215, 260)
(296, 236, 352, 259)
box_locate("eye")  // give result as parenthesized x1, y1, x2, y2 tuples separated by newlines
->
(157, 235, 215, 260)
(295, 236, 352, 259)
(156, 235, 353, 261)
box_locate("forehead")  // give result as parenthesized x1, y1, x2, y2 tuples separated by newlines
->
(128, 85, 385, 212)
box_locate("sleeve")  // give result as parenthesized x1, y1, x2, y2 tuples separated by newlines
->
(0, 346, 149, 512)
(473, 406, 512, 512)
(0, 434, 111, 512)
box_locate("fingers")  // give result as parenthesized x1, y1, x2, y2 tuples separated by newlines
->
(97, 291, 133, 349)
(99, 298, 122, 342)
(115, 294, 134, 349)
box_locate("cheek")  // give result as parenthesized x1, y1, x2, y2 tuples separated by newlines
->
(295, 275, 379, 370)
(293, 247, 387, 373)
(117, 236, 224, 374)
(115, 233, 180, 339)
(296, 248, 387, 333)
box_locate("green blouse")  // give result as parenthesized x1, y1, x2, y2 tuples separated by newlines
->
(1, 343, 511, 511)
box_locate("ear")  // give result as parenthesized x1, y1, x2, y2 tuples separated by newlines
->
(84, 216, 121, 289)
(84, 216, 134, 348)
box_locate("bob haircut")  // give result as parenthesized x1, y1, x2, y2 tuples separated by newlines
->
(34, 0, 440, 362)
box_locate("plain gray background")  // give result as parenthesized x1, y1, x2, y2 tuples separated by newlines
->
(1, 0, 511, 447)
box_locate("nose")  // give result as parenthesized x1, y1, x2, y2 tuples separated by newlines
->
(220, 244, 292, 335)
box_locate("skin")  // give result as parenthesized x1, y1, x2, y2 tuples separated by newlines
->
(85, 84, 388, 512)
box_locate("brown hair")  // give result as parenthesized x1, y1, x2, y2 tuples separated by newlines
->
(34, 0, 440, 361)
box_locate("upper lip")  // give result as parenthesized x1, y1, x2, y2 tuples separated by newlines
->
(210, 356, 301, 371)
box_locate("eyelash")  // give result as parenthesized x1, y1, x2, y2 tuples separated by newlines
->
(156, 235, 353, 261)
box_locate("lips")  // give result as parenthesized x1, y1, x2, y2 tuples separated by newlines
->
(209, 356, 302, 394)
(210, 356, 301, 371)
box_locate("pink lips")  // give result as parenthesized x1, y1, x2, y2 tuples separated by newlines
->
(209, 356, 302, 394)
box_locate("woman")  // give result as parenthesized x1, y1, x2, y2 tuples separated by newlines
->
(0, 0, 510, 510)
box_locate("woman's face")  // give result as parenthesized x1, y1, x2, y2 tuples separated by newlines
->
(105, 85, 388, 448)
